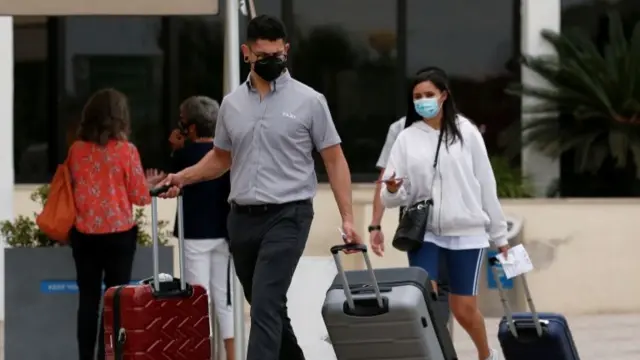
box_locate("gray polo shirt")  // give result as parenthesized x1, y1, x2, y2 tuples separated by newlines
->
(214, 71, 341, 205)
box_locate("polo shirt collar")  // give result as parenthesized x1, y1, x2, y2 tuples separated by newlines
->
(245, 70, 291, 92)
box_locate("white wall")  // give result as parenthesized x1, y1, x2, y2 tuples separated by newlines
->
(0, 16, 13, 321)
(11, 185, 640, 315)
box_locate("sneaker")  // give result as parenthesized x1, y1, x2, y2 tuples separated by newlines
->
(485, 348, 499, 360)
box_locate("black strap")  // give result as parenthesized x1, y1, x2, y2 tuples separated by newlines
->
(432, 128, 445, 169)
(226, 255, 232, 306)
(428, 128, 445, 190)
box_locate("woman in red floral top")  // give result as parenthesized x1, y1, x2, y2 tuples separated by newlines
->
(68, 88, 163, 360)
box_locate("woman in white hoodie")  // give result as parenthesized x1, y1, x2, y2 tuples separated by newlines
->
(380, 69, 509, 360)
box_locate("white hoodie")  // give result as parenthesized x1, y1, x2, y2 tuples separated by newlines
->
(381, 117, 508, 248)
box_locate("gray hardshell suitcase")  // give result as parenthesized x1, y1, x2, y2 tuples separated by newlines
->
(322, 244, 457, 360)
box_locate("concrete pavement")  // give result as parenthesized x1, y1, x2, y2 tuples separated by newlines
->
(2, 314, 638, 359)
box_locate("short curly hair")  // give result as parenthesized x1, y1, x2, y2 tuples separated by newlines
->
(180, 96, 219, 137)
(77, 88, 131, 146)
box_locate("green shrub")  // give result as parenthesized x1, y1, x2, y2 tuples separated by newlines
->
(491, 156, 535, 198)
(0, 185, 170, 248)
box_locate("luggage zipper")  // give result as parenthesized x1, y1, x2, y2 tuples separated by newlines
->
(112, 286, 126, 360)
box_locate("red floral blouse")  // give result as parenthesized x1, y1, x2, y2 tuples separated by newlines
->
(68, 140, 151, 234)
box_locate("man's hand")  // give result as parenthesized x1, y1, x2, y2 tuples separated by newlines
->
(370, 230, 385, 257)
(158, 173, 185, 198)
(169, 129, 185, 150)
(341, 220, 363, 253)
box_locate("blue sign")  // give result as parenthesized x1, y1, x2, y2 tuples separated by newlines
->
(40, 280, 141, 294)
(486, 250, 514, 290)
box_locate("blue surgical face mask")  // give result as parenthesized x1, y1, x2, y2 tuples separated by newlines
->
(413, 97, 440, 119)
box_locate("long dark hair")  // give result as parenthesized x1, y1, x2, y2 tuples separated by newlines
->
(404, 69, 463, 146)
(77, 88, 131, 146)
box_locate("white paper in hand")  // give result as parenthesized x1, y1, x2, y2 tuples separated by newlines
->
(495, 244, 534, 279)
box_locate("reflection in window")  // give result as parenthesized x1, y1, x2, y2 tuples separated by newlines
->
(172, 0, 283, 111)
(63, 16, 166, 169)
(173, 16, 225, 108)
(14, 17, 50, 183)
(562, 0, 640, 35)
(291, 0, 398, 179)
(406, 0, 520, 158)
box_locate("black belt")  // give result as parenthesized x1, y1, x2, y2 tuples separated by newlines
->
(231, 199, 311, 215)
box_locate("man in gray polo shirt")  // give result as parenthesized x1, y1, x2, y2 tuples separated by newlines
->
(160, 15, 361, 360)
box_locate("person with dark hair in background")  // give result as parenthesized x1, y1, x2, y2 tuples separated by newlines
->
(158, 15, 361, 360)
(168, 96, 235, 360)
(381, 70, 509, 360)
(69, 88, 163, 360)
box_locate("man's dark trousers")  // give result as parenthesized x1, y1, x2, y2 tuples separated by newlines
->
(228, 200, 313, 360)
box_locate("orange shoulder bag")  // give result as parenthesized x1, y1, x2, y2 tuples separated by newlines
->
(36, 159, 76, 244)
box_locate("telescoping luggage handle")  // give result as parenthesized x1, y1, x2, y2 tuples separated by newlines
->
(149, 185, 187, 293)
(489, 257, 543, 338)
(330, 243, 384, 310)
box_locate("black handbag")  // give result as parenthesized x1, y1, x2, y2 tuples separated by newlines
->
(392, 129, 444, 252)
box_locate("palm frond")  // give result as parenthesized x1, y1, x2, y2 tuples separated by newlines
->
(507, 11, 640, 173)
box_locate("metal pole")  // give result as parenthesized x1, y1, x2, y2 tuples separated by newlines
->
(223, 1, 246, 359)
(231, 263, 246, 359)
(223, 0, 241, 95)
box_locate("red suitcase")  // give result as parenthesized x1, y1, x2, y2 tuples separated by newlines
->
(103, 187, 211, 359)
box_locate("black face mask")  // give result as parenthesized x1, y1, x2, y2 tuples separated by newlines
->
(254, 56, 287, 82)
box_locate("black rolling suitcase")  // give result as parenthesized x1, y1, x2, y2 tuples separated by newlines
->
(490, 257, 580, 360)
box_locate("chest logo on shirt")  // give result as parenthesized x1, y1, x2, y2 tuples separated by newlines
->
(282, 112, 297, 119)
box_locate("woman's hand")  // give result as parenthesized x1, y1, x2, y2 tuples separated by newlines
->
(145, 169, 166, 188)
(498, 245, 510, 259)
(382, 171, 404, 193)
(370, 230, 385, 257)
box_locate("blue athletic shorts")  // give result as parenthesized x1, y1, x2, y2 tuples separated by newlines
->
(408, 241, 485, 296)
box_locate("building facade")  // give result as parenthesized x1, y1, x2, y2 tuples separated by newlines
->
(0, 0, 636, 320)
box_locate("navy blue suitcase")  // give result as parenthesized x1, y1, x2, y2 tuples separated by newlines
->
(489, 257, 581, 360)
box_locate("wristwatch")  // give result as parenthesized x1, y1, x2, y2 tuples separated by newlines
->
(368, 225, 382, 232)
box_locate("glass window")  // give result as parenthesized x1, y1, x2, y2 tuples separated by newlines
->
(173, 16, 225, 107)
(562, 0, 640, 33)
(62, 16, 167, 169)
(291, 0, 399, 180)
(405, 0, 520, 158)
(14, 17, 50, 183)
(558, 0, 640, 196)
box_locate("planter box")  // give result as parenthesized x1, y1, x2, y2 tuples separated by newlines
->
(5, 245, 174, 360)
